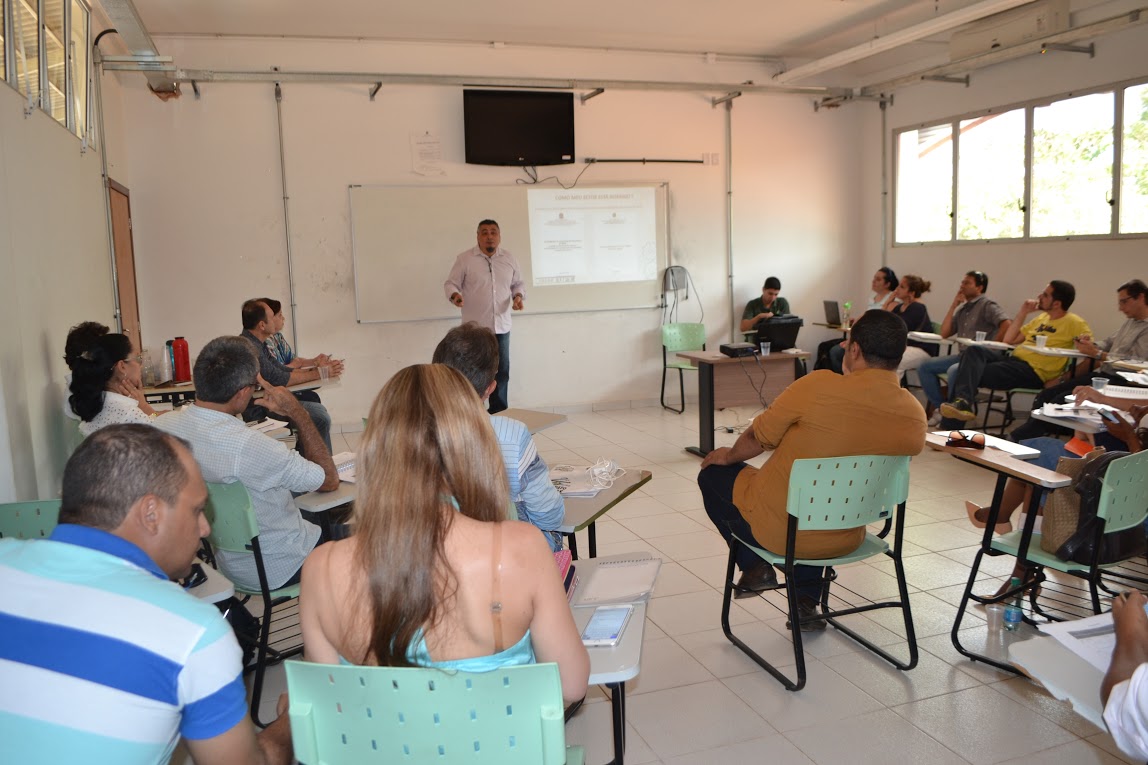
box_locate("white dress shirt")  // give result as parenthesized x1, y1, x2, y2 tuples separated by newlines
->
(443, 246, 525, 335)
(1105, 664, 1148, 761)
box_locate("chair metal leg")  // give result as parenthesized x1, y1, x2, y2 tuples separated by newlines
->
(249, 596, 274, 728)
(660, 366, 684, 414)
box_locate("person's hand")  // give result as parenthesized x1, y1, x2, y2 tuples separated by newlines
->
(1130, 404, 1148, 425)
(512, 294, 524, 311)
(325, 359, 345, 377)
(261, 384, 301, 417)
(1113, 590, 1148, 642)
(313, 353, 331, 366)
(1071, 385, 1107, 406)
(1103, 410, 1139, 449)
(1074, 335, 1100, 357)
(1021, 298, 1040, 314)
(952, 289, 966, 308)
(700, 446, 735, 469)
(450, 292, 464, 307)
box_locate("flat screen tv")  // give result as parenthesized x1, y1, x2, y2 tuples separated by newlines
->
(463, 89, 575, 167)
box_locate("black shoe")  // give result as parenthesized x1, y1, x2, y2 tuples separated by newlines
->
(786, 596, 828, 632)
(733, 562, 780, 599)
(564, 696, 585, 723)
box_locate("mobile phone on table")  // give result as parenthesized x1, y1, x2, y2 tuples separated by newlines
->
(580, 605, 633, 647)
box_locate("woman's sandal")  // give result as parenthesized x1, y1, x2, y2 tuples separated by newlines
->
(965, 501, 1013, 534)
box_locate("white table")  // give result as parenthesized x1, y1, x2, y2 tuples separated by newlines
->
(570, 555, 652, 765)
(186, 562, 235, 604)
(560, 470, 652, 559)
(501, 408, 567, 435)
(954, 337, 1016, 351)
(295, 482, 356, 513)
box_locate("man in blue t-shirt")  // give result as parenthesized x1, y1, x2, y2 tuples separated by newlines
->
(0, 424, 292, 765)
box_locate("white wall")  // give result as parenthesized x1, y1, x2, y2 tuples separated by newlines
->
(118, 37, 864, 424)
(0, 82, 116, 499)
(859, 23, 1148, 342)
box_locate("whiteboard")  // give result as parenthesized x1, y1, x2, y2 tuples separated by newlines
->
(350, 183, 669, 324)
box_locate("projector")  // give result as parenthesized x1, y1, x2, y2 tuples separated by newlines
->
(719, 342, 756, 358)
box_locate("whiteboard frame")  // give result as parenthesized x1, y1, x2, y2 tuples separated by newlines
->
(349, 182, 671, 325)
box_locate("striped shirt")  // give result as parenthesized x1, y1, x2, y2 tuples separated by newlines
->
(490, 415, 565, 550)
(155, 404, 325, 589)
(0, 525, 246, 765)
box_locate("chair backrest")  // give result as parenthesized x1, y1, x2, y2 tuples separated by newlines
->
(286, 661, 569, 765)
(662, 323, 706, 354)
(786, 455, 910, 530)
(1095, 450, 1148, 533)
(0, 500, 62, 540)
(204, 481, 259, 553)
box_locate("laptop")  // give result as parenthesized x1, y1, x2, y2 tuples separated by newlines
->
(823, 300, 843, 326)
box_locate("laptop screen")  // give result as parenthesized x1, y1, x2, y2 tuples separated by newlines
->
(823, 300, 842, 326)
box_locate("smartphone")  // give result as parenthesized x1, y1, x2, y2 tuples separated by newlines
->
(580, 605, 633, 647)
(1098, 409, 1120, 424)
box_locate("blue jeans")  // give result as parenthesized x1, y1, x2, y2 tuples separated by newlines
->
(298, 400, 333, 452)
(698, 463, 824, 600)
(917, 354, 960, 408)
(490, 332, 510, 414)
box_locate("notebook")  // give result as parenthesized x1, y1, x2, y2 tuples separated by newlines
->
(332, 451, 356, 483)
(823, 300, 843, 326)
(571, 552, 661, 606)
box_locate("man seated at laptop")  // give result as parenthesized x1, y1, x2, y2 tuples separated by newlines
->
(740, 276, 790, 334)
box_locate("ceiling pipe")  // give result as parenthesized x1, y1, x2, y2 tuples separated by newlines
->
(97, 0, 178, 96)
(773, 0, 1038, 84)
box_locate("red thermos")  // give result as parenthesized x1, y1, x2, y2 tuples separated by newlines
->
(172, 337, 191, 383)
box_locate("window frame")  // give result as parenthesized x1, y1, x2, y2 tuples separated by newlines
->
(892, 74, 1148, 246)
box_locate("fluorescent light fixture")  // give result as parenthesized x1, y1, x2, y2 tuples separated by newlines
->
(773, 0, 1038, 84)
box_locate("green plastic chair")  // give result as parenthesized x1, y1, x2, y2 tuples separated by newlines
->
(721, 455, 916, 691)
(204, 481, 303, 728)
(0, 500, 62, 539)
(952, 450, 1148, 670)
(661, 323, 705, 413)
(285, 661, 584, 765)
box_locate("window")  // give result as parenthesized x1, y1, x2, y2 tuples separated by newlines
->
(895, 124, 953, 243)
(1031, 92, 1114, 237)
(894, 79, 1146, 244)
(12, 0, 41, 107)
(0, 1, 6, 82)
(43, 0, 66, 125)
(69, 0, 88, 138)
(1122, 83, 1148, 234)
(957, 109, 1026, 240)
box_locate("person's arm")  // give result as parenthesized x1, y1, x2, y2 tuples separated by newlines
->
(185, 712, 292, 765)
(1104, 591, 1148, 704)
(699, 424, 766, 468)
(261, 384, 339, 490)
(739, 301, 763, 333)
(445, 253, 467, 307)
(1072, 386, 1146, 411)
(1102, 410, 1144, 453)
(520, 525, 590, 705)
(939, 292, 964, 338)
(510, 256, 525, 311)
(881, 292, 898, 311)
(1002, 300, 1039, 346)
(111, 377, 159, 417)
(993, 319, 1010, 342)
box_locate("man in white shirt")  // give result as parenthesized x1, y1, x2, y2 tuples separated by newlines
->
(444, 219, 525, 414)
(1103, 589, 1148, 761)
(156, 336, 340, 591)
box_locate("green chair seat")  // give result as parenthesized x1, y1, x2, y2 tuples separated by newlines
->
(990, 531, 1128, 575)
(739, 532, 890, 568)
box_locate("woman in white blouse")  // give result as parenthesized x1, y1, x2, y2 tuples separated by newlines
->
(69, 333, 160, 436)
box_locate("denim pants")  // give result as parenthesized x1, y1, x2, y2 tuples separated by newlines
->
(917, 354, 960, 408)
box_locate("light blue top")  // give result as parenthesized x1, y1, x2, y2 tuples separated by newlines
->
(340, 630, 536, 672)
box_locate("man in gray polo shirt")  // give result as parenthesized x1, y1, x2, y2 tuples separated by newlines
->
(1010, 278, 1148, 441)
(918, 270, 1011, 425)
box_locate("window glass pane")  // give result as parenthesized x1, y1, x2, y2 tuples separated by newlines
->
(957, 109, 1025, 239)
(70, 0, 89, 138)
(44, 0, 66, 124)
(1122, 83, 1148, 234)
(895, 124, 954, 243)
(1, 3, 6, 82)
(1031, 92, 1115, 237)
(13, 0, 41, 106)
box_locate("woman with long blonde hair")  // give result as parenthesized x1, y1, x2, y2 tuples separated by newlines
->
(299, 364, 589, 703)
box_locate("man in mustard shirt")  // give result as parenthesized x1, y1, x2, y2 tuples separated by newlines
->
(939, 281, 1091, 428)
(698, 310, 926, 630)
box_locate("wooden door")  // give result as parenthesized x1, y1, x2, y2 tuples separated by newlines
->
(108, 180, 143, 352)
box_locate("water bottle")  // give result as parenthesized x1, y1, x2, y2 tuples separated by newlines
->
(172, 337, 191, 383)
(1003, 576, 1024, 632)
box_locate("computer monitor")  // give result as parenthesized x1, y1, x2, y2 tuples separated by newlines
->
(756, 316, 803, 352)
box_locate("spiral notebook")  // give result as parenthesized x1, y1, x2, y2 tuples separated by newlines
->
(571, 552, 661, 606)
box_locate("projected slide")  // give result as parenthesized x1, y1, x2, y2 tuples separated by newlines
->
(528, 187, 658, 286)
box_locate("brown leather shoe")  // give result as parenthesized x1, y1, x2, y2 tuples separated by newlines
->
(786, 596, 828, 632)
(733, 561, 780, 599)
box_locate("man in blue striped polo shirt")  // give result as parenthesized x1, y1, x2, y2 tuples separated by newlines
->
(0, 424, 291, 765)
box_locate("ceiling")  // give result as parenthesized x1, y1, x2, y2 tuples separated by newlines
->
(119, 0, 1131, 85)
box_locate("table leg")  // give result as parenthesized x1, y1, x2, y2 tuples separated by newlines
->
(603, 681, 626, 765)
(686, 362, 715, 458)
(587, 522, 597, 559)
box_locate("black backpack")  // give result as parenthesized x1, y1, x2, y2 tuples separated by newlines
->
(1055, 451, 1147, 565)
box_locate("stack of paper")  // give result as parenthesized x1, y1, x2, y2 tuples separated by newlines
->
(549, 464, 602, 498)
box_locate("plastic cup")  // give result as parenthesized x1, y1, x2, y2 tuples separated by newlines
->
(1035, 335, 1048, 348)
(975, 331, 987, 342)
(985, 603, 1004, 632)
(759, 341, 771, 356)
(319, 366, 331, 382)
(1092, 377, 1108, 391)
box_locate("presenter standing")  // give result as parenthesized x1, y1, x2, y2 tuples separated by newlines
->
(444, 219, 524, 413)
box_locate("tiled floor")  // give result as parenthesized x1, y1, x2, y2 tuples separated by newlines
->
(250, 404, 1137, 765)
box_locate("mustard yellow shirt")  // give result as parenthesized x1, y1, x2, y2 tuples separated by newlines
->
(1011, 312, 1091, 382)
(732, 368, 926, 559)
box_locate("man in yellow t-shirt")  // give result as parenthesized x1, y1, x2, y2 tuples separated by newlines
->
(698, 310, 926, 631)
(939, 280, 1090, 428)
